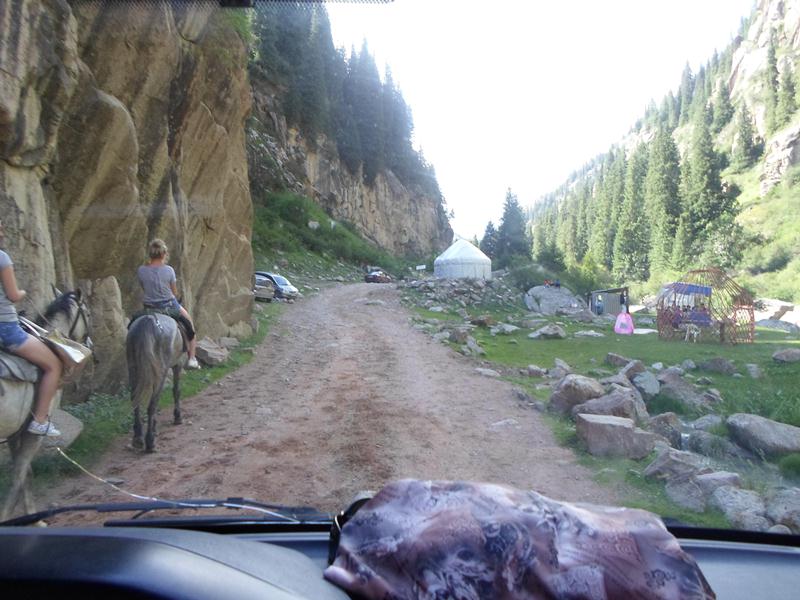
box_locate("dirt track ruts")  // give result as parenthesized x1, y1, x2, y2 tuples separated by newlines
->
(40, 283, 618, 521)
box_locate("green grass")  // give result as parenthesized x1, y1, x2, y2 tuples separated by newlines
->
(0, 303, 281, 496)
(777, 453, 800, 481)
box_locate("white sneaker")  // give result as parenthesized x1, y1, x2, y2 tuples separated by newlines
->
(27, 419, 61, 437)
(186, 357, 200, 369)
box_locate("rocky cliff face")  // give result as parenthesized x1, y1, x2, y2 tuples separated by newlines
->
(0, 1, 254, 397)
(248, 78, 453, 257)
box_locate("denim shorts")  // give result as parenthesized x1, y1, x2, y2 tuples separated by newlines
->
(0, 320, 30, 351)
(144, 298, 181, 312)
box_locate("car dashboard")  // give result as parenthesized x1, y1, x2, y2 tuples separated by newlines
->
(1, 524, 799, 598)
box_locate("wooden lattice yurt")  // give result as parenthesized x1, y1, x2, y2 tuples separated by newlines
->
(655, 268, 754, 344)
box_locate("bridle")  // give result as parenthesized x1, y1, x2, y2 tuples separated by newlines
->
(67, 297, 92, 344)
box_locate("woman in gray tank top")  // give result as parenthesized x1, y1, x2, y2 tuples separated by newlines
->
(0, 220, 63, 436)
(137, 239, 200, 369)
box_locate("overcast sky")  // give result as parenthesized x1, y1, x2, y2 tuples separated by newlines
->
(327, 0, 756, 240)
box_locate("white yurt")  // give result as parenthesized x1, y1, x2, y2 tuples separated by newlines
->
(433, 239, 492, 280)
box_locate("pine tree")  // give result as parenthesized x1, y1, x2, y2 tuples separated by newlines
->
(350, 42, 386, 183)
(671, 214, 692, 270)
(765, 31, 779, 134)
(776, 63, 797, 128)
(711, 81, 734, 133)
(678, 63, 694, 124)
(645, 128, 681, 273)
(731, 104, 756, 171)
(479, 221, 499, 259)
(588, 151, 625, 269)
(495, 189, 531, 268)
(612, 144, 650, 281)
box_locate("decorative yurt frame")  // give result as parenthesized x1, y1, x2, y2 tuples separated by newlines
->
(655, 268, 754, 344)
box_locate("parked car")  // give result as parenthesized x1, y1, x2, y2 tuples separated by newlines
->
(253, 273, 275, 302)
(256, 271, 299, 299)
(365, 270, 392, 283)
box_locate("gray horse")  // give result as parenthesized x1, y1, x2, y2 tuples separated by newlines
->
(1, 289, 92, 520)
(126, 313, 186, 453)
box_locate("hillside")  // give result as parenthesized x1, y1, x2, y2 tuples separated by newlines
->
(528, 0, 800, 303)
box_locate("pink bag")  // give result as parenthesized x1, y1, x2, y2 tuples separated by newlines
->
(614, 311, 634, 335)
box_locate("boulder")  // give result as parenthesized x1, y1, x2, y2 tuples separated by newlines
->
(765, 488, 800, 533)
(665, 478, 707, 513)
(756, 319, 800, 334)
(651, 362, 664, 371)
(698, 357, 737, 375)
(490, 323, 519, 335)
(570, 310, 597, 323)
(524, 285, 586, 315)
(553, 358, 572, 373)
(687, 430, 756, 462)
(527, 364, 547, 377)
(470, 315, 495, 327)
(768, 524, 793, 534)
(658, 366, 685, 380)
(528, 324, 567, 340)
(648, 412, 683, 449)
(196, 337, 229, 366)
(605, 352, 633, 368)
(574, 330, 605, 337)
(571, 387, 649, 424)
(549, 374, 605, 415)
(548, 367, 569, 380)
(727, 413, 800, 458)
(475, 368, 500, 378)
(657, 372, 712, 413)
(449, 328, 471, 344)
(620, 360, 646, 381)
(464, 337, 486, 357)
(644, 447, 710, 482)
(694, 471, 742, 496)
(575, 414, 657, 459)
(42, 408, 83, 452)
(773, 348, 800, 363)
(520, 318, 547, 328)
(710, 486, 770, 532)
(632, 371, 660, 400)
(680, 359, 696, 371)
(218, 336, 240, 350)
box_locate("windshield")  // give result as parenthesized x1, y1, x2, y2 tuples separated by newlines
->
(1, 0, 798, 542)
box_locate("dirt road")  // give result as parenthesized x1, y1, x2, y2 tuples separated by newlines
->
(42, 283, 618, 519)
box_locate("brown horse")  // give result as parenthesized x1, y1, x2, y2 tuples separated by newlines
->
(0, 289, 92, 520)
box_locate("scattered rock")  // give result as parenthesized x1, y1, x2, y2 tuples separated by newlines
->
(658, 372, 713, 413)
(548, 367, 569, 380)
(644, 447, 710, 482)
(575, 414, 657, 459)
(687, 430, 756, 462)
(470, 315, 495, 327)
(574, 330, 605, 338)
(527, 364, 547, 377)
(605, 352, 633, 368)
(696, 376, 713, 385)
(553, 358, 572, 373)
(648, 412, 683, 449)
(218, 336, 240, 350)
(449, 328, 471, 344)
(710, 486, 770, 532)
(43, 408, 83, 452)
(520, 318, 547, 328)
(571, 387, 649, 424)
(475, 367, 500, 378)
(429, 306, 444, 313)
(464, 337, 486, 357)
(523, 285, 586, 315)
(489, 418, 520, 430)
(651, 362, 664, 371)
(694, 471, 742, 496)
(659, 366, 686, 379)
(432, 331, 450, 343)
(765, 488, 800, 533)
(768, 524, 793, 534)
(490, 323, 520, 335)
(665, 478, 707, 512)
(757, 319, 800, 334)
(528, 324, 567, 340)
(196, 337, 229, 366)
(365, 299, 386, 306)
(632, 371, 660, 400)
(773, 348, 800, 363)
(599, 373, 634, 389)
(698, 357, 737, 375)
(549, 374, 606, 415)
(727, 413, 800, 458)
(620, 360, 646, 381)
(690, 415, 724, 431)
(681, 359, 697, 371)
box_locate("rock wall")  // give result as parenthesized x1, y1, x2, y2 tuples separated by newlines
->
(248, 78, 453, 257)
(0, 1, 254, 397)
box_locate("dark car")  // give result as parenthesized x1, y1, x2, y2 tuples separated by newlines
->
(255, 271, 299, 299)
(365, 270, 392, 283)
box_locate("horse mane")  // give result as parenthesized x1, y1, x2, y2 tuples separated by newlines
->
(42, 291, 78, 321)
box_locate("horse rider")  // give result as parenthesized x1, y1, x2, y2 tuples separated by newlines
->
(0, 220, 63, 436)
(137, 239, 200, 369)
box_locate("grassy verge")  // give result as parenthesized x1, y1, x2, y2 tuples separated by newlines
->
(0, 303, 281, 495)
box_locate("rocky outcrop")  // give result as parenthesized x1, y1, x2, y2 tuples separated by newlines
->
(248, 78, 451, 257)
(727, 413, 800, 458)
(523, 285, 586, 315)
(548, 374, 605, 415)
(575, 414, 657, 459)
(759, 122, 800, 195)
(773, 348, 800, 363)
(1, 2, 255, 397)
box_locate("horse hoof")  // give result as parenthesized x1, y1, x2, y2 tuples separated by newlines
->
(132, 439, 144, 450)
(174, 417, 182, 425)
(145, 446, 156, 453)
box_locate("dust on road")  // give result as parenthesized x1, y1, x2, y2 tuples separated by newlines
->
(41, 283, 618, 519)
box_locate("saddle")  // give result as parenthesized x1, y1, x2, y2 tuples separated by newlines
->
(128, 308, 195, 352)
(0, 350, 40, 384)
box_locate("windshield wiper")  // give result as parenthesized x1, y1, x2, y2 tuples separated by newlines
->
(0, 497, 331, 527)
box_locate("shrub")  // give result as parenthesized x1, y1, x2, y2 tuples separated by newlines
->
(778, 453, 800, 480)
